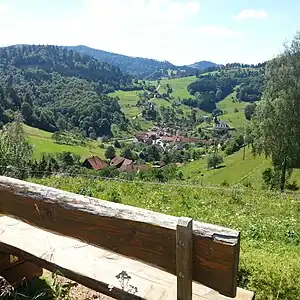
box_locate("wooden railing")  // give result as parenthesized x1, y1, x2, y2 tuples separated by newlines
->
(0, 176, 248, 299)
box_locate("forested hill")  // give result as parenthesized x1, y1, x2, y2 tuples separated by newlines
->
(188, 61, 218, 70)
(66, 45, 202, 79)
(2, 45, 133, 92)
(0, 45, 132, 137)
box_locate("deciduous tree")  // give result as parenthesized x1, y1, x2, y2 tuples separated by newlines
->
(250, 32, 300, 191)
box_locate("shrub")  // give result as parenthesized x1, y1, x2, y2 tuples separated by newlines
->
(207, 153, 223, 169)
(114, 140, 121, 148)
(105, 146, 116, 159)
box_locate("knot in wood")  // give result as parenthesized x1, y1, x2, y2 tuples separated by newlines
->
(177, 240, 185, 247)
(179, 272, 184, 278)
(129, 228, 136, 236)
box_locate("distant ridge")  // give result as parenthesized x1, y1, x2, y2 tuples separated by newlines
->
(66, 45, 216, 79)
(188, 60, 219, 70)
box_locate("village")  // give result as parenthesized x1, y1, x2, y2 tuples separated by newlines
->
(81, 125, 217, 174)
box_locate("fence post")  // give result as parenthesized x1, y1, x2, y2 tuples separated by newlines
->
(176, 217, 193, 300)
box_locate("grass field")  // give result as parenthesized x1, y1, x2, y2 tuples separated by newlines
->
(159, 76, 197, 99)
(181, 147, 269, 188)
(109, 90, 142, 118)
(23, 125, 107, 159)
(217, 91, 247, 131)
(31, 175, 300, 300)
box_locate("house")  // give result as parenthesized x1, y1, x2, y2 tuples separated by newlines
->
(177, 137, 198, 144)
(82, 156, 108, 171)
(119, 158, 134, 172)
(160, 136, 177, 143)
(213, 118, 231, 131)
(134, 131, 157, 143)
(110, 156, 133, 169)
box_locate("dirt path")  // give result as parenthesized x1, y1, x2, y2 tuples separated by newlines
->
(43, 270, 114, 300)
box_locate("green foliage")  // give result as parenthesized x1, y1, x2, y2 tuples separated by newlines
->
(120, 148, 134, 160)
(67, 45, 197, 79)
(105, 146, 116, 160)
(207, 153, 223, 169)
(52, 131, 86, 146)
(184, 67, 264, 112)
(250, 32, 300, 190)
(0, 121, 33, 179)
(138, 164, 183, 183)
(225, 135, 244, 156)
(114, 140, 121, 148)
(140, 145, 162, 162)
(244, 103, 257, 120)
(0, 45, 130, 137)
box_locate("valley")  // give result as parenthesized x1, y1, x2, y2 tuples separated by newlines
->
(0, 35, 299, 300)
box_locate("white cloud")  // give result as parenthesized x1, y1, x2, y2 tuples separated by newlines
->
(233, 9, 268, 21)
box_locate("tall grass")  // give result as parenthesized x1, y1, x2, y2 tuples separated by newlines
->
(31, 176, 300, 299)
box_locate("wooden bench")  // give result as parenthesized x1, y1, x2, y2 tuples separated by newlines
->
(0, 177, 255, 299)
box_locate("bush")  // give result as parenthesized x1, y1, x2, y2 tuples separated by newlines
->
(262, 168, 280, 190)
(114, 140, 121, 148)
(207, 153, 223, 169)
(99, 166, 119, 178)
(105, 146, 116, 159)
(286, 181, 299, 191)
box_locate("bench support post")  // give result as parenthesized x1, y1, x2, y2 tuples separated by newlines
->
(176, 217, 193, 300)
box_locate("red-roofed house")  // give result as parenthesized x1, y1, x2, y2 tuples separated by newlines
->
(110, 156, 133, 169)
(82, 156, 108, 171)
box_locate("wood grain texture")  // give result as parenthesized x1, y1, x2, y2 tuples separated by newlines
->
(176, 218, 193, 300)
(0, 217, 254, 300)
(0, 176, 240, 297)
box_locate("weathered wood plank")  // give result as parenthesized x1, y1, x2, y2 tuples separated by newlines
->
(0, 217, 254, 300)
(176, 218, 193, 300)
(0, 176, 240, 297)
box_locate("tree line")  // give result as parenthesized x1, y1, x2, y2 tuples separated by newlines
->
(184, 67, 265, 112)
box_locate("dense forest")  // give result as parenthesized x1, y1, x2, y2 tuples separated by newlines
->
(184, 67, 265, 112)
(0, 45, 134, 137)
(67, 45, 204, 79)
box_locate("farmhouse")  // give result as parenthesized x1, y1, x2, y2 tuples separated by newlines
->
(110, 156, 133, 169)
(213, 117, 232, 132)
(82, 156, 108, 171)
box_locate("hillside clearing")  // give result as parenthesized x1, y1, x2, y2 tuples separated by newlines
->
(158, 76, 197, 98)
(23, 125, 107, 159)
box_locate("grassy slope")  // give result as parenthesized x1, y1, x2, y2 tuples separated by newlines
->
(159, 76, 197, 98)
(31, 176, 300, 300)
(23, 125, 107, 159)
(110, 90, 142, 118)
(181, 147, 270, 188)
(110, 76, 204, 123)
(217, 91, 247, 131)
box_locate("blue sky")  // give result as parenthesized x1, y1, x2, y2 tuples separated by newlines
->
(0, 0, 299, 65)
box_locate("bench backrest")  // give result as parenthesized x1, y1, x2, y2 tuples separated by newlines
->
(0, 176, 240, 297)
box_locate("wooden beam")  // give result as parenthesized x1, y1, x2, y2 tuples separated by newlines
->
(176, 217, 193, 300)
(0, 216, 255, 300)
(0, 176, 240, 297)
